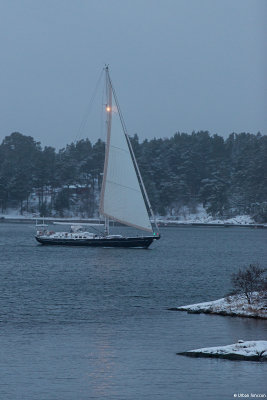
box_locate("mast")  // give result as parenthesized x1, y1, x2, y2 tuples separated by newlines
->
(99, 66, 112, 235)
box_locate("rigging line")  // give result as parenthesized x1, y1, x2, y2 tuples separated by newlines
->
(105, 178, 143, 193)
(86, 224, 105, 236)
(109, 144, 129, 153)
(74, 68, 104, 143)
(100, 72, 105, 141)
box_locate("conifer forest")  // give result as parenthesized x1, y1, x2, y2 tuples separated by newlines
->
(0, 131, 266, 222)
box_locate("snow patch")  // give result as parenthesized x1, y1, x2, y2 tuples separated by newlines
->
(158, 205, 255, 225)
(178, 340, 267, 361)
(175, 292, 267, 319)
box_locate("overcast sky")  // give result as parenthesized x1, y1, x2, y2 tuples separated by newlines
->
(0, 0, 266, 148)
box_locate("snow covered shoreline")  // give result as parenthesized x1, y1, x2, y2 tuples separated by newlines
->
(158, 215, 256, 226)
(157, 206, 261, 225)
(1, 214, 266, 228)
(171, 293, 267, 319)
(157, 214, 266, 228)
(177, 340, 267, 361)
(1, 204, 266, 227)
(1, 203, 267, 227)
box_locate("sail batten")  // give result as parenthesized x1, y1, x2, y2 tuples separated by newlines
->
(99, 68, 153, 233)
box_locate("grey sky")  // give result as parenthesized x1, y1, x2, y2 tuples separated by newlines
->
(0, 0, 266, 148)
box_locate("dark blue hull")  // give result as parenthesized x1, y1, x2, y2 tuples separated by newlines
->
(35, 235, 160, 248)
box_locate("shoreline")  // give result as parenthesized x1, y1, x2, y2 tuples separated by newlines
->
(169, 293, 267, 319)
(1, 216, 266, 229)
(177, 340, 267, 362)
(174, 296, 267, 362)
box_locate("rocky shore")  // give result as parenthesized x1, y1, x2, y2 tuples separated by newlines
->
(177, 340, 267, 361)
(169, 292, 267, 319)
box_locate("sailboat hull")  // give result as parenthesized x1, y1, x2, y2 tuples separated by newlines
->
(35, 235, 159, 248)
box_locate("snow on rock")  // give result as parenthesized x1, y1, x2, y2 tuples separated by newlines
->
(173, 293, 267, 319)
(177, 340, 267, 361)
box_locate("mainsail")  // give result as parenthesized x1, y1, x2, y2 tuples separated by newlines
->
(99, 68, 153, 232)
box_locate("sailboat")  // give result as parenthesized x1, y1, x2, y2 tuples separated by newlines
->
(35, 66, 160, 248)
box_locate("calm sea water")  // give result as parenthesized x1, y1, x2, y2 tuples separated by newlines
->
(0, 222, 266, 400)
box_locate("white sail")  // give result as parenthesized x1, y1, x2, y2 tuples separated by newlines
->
(99, 76, 153, 232)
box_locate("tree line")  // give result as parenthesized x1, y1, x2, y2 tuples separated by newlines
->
(0, 131, 266, 221)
